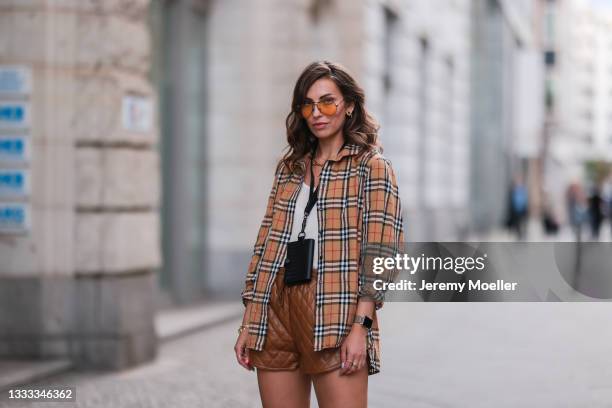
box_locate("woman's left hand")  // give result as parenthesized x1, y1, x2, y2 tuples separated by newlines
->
(340, 324, 368, 375)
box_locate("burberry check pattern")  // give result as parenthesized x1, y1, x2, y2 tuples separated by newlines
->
(241, 142, 404, 375)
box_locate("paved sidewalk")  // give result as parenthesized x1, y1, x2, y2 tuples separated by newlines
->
(0, 300, 244, 394)
(3, 302, 612, 407)
(0, 360, 72, 391)
(155, 300, 244, 342)
(370, 302, 612, 407)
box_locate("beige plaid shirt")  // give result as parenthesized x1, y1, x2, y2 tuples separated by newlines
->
(241, 142, 405, 375)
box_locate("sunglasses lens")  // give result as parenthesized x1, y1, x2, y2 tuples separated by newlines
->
(301, 104, 313, 118)
(319, 101, 337, 116)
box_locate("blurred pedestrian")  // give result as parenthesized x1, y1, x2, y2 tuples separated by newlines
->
(588, 185, 604, 241)
(541, 194, 559, 235)
(602, 176, 612, 239)
(566, 182, 587, 241)
(505, 174, 528, 240)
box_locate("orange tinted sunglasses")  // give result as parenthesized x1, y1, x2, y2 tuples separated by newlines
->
(299, 98, 343, 119)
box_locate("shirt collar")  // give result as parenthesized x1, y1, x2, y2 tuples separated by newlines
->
(295, 142, 366, 173)
(329, 142, 364, 162)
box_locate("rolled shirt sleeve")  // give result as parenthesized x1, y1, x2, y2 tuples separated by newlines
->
(358, 153, 405, 310)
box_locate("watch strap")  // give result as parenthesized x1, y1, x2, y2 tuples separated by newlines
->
(353, 315, 373, 329)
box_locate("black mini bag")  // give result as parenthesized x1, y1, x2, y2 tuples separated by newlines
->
(284, 238, 315, 285)
(284, 150, 320, 286)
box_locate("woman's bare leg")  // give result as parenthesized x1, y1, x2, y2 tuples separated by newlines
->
(312, 365, 368, 408)
(257, 369, 311, 408)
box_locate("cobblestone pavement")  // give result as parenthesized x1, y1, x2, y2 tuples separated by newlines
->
(3, 302, 612, 407)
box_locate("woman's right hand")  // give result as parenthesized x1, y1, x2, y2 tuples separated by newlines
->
(234, 326, 253, 371)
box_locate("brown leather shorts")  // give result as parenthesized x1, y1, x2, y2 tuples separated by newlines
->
(249, 267, 342, 375)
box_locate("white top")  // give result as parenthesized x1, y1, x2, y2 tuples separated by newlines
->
(289, 182, 319, 267)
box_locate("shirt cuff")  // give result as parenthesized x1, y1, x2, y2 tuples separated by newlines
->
(241, 286, 254, 307)
(357, 294, 384, 310)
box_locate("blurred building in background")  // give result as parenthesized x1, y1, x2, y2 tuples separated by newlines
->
(149, 0, 476, 304)
(0, 0, 159, 369)
(368, 1, 473, 242)
(542, 0, 612, 221)
(470, 0, 544, 232)
(149, 0, 374, 303)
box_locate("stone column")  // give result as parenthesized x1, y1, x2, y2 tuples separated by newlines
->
(0, 0, 160, 369)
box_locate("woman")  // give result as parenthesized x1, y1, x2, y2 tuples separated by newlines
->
(234, 61, 404, 407)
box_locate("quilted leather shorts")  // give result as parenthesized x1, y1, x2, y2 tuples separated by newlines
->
(249, 267, 342, 375)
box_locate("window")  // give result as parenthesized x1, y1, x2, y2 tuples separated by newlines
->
(544, 9, 555, 45)
(445, 57, 455, 194)
(309, 0, 333, 23)
(545, 79, 555, 110)
(151, 0, 209, 301)
(544, 50, 556, 67)
(382, 7, 398, 93)
(417, 36, 430, 207)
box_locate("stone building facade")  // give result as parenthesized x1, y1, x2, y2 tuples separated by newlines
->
(0, 0, 159, 368)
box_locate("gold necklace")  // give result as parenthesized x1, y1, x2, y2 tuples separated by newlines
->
(313, 147, 331, 167)
(310, 152, 325, 167)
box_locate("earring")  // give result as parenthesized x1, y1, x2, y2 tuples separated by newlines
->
(346, 110, 353, 118)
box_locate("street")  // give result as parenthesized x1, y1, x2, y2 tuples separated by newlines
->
(2, 1, 612, 407)
(3, 302, 612, 407)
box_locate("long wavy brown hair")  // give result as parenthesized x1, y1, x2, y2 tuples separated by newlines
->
(282, 61, 381, 174)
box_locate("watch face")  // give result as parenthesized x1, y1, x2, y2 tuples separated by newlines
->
(354, 315, 373, 329)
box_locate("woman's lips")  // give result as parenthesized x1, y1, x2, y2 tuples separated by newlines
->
(313, 122, 328, 129)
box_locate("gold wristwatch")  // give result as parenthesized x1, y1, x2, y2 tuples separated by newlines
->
(238, 324, 248, 335)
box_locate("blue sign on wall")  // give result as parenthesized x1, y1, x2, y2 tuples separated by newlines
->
(0, 135, 29, 163)
(0, 66, 32, 96)
(0, 169, 29, 198)
(0, 203, 29, 233)
(0, 102, 30, 128)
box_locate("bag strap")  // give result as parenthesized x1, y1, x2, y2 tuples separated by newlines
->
(298, 146, 320, 239)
